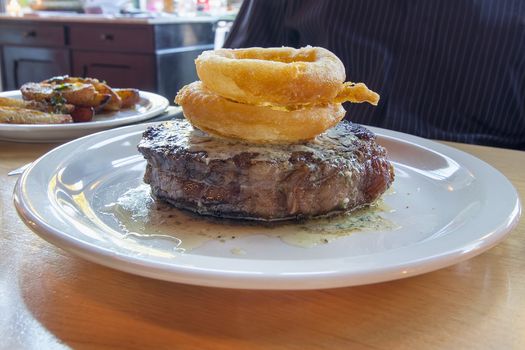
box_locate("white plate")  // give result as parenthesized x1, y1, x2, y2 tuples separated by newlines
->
(14, 123, 521, 289)
(0, 90, 169, 142)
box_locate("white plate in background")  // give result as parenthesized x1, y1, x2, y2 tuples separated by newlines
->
(0, 90, 169, 142)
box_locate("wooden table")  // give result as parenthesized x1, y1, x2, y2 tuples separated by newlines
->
(1, 139, 524, 349)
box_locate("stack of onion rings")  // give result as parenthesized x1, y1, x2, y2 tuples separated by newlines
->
(176, 46, 379, 143)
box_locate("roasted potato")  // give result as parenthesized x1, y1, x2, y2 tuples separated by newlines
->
(114, 88, 140, 108)
(93, 82, 122, 111)
(0, 96, 74, 114)
(20, 82, 111, 109)
(20, 82, 55, 102)
(0, 106, 72, 124)
(42, 76, 120, 110)
(0, 97, 29, 108)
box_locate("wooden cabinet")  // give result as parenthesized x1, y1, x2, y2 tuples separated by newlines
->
(0, 17, 215, 101)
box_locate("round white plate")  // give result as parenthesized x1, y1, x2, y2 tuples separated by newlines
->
(14, 123, 521, 289)
(0, 90, 169, 143)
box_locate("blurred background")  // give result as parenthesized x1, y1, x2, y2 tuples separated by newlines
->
(0, 0, 242, 98)
(0, 0, 242, 21)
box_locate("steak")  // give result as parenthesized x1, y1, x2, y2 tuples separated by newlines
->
(138, 119, 394, 221)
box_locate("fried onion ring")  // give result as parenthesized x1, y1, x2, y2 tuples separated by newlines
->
(335, 82, 380, 105)
(195, 46, 347, 106)
(175, 81, 346, 143)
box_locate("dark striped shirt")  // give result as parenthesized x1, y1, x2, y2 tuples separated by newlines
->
(225, 0, 525, 150)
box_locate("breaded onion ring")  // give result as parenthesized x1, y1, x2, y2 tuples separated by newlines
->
(175, 81, 345, 143)
(195, 46, 347, 106)
(335, 82, 380, 105)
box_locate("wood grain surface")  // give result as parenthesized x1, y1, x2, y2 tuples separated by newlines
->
(1, 139, 524, 350)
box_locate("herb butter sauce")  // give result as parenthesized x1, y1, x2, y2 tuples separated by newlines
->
(103, 184, 397, 253)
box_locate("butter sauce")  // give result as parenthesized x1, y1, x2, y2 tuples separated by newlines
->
(104, 184, 397, 253)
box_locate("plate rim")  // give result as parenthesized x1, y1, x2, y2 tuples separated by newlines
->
(13, 122, 522, 289)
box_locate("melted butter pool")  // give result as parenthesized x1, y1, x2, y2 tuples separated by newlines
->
(103, 184, 397, 253)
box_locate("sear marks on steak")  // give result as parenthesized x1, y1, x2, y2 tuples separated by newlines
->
(138, 119, 395, 222)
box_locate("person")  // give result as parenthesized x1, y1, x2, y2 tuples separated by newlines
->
(224, 0, 525, 150)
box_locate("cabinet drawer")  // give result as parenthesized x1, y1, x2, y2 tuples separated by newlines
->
(69, 26, 154, 53)
(0, 24, 65, 47)
(72, 51, 156, 91)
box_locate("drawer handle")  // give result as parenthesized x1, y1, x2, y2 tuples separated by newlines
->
(23, 30, 37, 38)
(100, 33, 114, 41)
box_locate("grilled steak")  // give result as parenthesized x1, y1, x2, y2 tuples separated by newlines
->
(138, 119, 394, 221)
